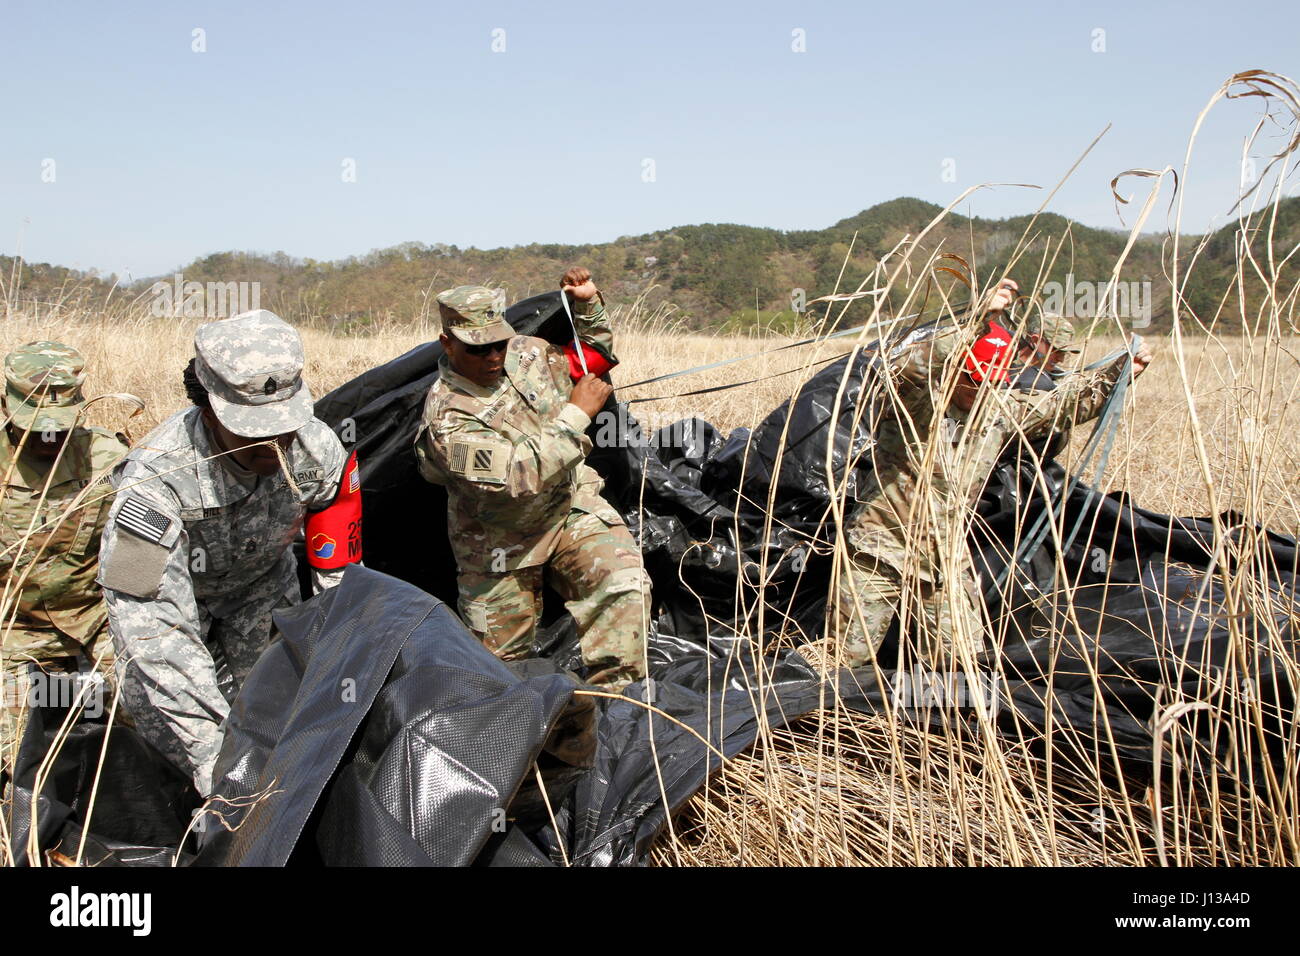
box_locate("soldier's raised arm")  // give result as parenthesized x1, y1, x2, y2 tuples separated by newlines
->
(560, 266, 617, 361)
(1009, 339, 1152, 439)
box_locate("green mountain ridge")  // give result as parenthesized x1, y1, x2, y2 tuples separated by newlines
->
(4, 197, 1296, 332)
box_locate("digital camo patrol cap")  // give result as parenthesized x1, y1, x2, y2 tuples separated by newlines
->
(4, 341, 88, 432)
(193, 310, 314, 439)
(436, 285, 515, 345)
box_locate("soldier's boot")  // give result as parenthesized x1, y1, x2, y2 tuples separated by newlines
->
(549, 512, 649, 690)
(456, 566, 544, 661)
(917, 574, 987, 671)
(805, 553, 903, 672)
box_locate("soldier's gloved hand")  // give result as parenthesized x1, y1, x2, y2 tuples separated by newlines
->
(570, 374, 612, 419)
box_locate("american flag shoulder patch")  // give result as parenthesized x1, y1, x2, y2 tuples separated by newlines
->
(116, 496, 173, 545)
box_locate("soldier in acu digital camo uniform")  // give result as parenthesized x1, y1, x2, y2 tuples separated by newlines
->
(806, 282, 1153, 671)
(1, 342, 128, 778)
(414, 268, 650, 689)
(97, 311, 362, 795)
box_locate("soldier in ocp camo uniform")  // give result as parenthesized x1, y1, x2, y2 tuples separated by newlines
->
(1014, 312, 1084, 383)
(812, 291, 1153, 671)
(413, 269, 650, 689)
(97, 311, 362, 795)
(1, 342, 128, 778)
(1007, 312, 1087, 458)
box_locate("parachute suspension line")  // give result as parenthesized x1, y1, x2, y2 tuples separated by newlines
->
(623, 350, 850, 406)
(617, 299, 975, 402)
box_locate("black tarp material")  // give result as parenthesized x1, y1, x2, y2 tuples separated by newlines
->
(8, 293, 1296, 865)
(193, 565, 579, 866)
(3, 678, 197, 867)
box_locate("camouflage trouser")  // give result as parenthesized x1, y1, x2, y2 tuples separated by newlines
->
(457, 509, 651, 689)
(811, 553, 985, 670)
(2, 622, 120, 780)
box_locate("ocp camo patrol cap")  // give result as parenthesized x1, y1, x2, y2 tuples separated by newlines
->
(193, 310, 314, 439)
(3, 340, 87, 432)
(436, 285, 515, 345)
(1027, 313, 1083, 353)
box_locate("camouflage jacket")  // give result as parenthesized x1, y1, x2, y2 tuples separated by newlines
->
(413, 299, 622, 573)
(96, 407, 347, 788)
(99, 407, 348, 606)
(0, 426, 128, 658)
(847, 326, 1127, 583)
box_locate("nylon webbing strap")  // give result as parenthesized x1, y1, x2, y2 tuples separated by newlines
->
(559, 289, 589, 376)
(623, 350, 850, 405)
(993, 334, 1142, 591)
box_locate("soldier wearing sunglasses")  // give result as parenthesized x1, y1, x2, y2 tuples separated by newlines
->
(413, 269, 649, 689)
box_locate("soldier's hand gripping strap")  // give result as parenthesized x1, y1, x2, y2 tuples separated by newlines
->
(563, 339, 617, 381)
(306, 449, 362, 569)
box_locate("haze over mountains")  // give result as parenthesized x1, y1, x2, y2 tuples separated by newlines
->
(5, 197, 1296, 332)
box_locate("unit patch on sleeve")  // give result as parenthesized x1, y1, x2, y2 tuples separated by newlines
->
(448, 438, 509, 484)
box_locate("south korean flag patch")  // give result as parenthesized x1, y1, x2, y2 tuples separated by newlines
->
(448, 437, 508, 484)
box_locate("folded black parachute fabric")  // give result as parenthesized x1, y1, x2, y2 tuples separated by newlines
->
(194, 565, 577, 866)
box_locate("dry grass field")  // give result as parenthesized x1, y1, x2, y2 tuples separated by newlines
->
(2, 295, 1297, 867)
(5, 289, 1296, 866)
(6, 306, 1296, 527)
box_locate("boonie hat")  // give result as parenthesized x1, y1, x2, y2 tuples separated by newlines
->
(3, 341, 88, 432)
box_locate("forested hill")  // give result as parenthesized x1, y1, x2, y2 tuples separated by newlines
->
(6, 196, 1296, 332)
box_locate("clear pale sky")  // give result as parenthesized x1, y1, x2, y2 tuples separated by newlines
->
(2, 0, 1296, 280)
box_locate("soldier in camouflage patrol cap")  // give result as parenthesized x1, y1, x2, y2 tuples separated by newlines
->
(1024, 312, 1083, 357)
(97, 311, 361, 795)
(1008, 311, 1088, 454)
(2, 342, 128, 778)
(415, 269, 650, 688)
(437, 285, 514, 345)
(1011, 312, 1084, 390)
(804, 282, 1153, 672)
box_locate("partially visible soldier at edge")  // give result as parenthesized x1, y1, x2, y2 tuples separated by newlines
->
(97, 311, 363, 796)
(805, 283, 1153, 672)
(413, 268, 650, 690)
(1, 342, 128, 779)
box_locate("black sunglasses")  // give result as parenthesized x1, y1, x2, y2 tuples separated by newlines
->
(463, 339, 509, 356)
